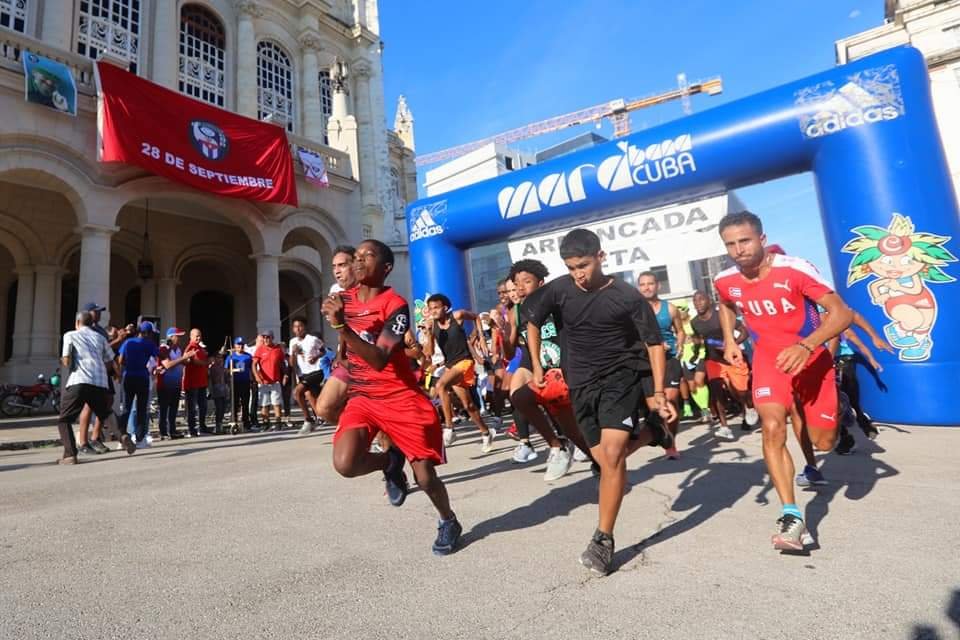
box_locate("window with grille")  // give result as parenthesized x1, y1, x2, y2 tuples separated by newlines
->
(257, 41, 294, 132)
(178, 4, 225, 107)
(76, 0, 141, 74)
(0, 0, 27, 33)
(319, 69, 332, 143)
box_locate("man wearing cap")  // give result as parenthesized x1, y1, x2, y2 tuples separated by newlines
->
(253, 329, 286, 431)
(225, 337, 253, 430)
(75, 302, 126, 454)
(118, 321, 161, 447)
(58, 311, 136, 463)
(182, 328, 210, 437)
(157, 328, 196, 439)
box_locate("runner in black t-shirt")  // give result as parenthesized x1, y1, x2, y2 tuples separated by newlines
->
(690, 290, 755, 438)
(523, 229, 676, 576)
(502, 259, 594, 481)
(424, 294, 496, 453)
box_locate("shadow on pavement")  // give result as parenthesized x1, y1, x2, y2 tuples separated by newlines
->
(909, 588, 960, 640)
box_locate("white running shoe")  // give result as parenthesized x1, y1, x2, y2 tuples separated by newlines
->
(145, 434, 154, 444)
(714, 425, 735, 441)
(298, 421, 315, 435)
(442, 428, 456, 447)
(512, 442, 537, 463)
(481, 428, 496, 453)
(135, 439, 151, 449)
(573, 447, 590, 462)
(544, 446, 573, 482)
(369, 440, 384, 454)
(745, 408, 759, 427)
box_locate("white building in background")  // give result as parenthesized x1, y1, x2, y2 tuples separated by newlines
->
(423, 133, 740, 312)
(836, 0, 960, 193)
(0, 0, 417, 382)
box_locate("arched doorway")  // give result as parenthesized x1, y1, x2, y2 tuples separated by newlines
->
(190, 290, 234, 354)
(125, 287, 141, 327)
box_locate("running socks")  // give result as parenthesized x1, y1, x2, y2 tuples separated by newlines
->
(782, 504, 803, 521)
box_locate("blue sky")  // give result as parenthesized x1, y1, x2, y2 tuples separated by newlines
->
(380, 1, 885, 281)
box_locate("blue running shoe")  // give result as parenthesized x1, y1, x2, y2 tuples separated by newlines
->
(432, 517, 462, 556)
(796, 464, 827, 487)
(383, 447, 409, 507)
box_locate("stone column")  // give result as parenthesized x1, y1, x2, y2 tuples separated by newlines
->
(300, 34, 324, 143)
(11, 267, 35, 360)
(29, 266, 60, 359)
(151, 0, 180, 89)
(156, 278, 177, 332)
(235, 1, 262, 118)
(40, 1, 73, 51)
(140, 279, 157, 315)
(352, 61, 383, 238)
(254, 254, 281, 339)
(76, 225, 116, 326)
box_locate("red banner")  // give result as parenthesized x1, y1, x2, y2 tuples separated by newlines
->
(96, 61, 298, 206)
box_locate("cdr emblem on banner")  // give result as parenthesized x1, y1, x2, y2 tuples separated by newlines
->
(190, 121, 229, 161)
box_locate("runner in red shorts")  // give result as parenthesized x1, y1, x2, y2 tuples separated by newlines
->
(322, 239, 461, 556)
(714, 211, 852, 552)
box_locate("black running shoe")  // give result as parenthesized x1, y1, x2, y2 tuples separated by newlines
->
(579, 529, 614, 576)
(432, 517, 462, 556)
(77, 444, 98, 457)
(121, 434, 136, 455)
(835, 427, 857, 456)
(383, 447, 409, 507)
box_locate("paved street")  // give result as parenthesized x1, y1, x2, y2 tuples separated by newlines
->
(1, 419, 958, 640)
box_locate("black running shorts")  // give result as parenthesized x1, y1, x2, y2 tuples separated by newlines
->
(569, 366, 649, 449)
(641, 357, 683, 395)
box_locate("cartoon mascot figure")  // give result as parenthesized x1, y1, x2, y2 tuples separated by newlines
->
(842, 213, 956, 361)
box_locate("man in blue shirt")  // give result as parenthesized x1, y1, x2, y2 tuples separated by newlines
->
(118, 321, 160, 445)
(225, 337, 253, 430)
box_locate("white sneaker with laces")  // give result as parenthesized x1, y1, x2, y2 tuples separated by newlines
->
(135, 439, 151, 449)
(714, 425, 735, 440)
(442, 428, 456, 447)
(512, 442, 537, 463)
(544, 446, 573, 482)
(573, 447, 590, 462)
(745, 408, 759, 427)
(481, 427, 496, 453)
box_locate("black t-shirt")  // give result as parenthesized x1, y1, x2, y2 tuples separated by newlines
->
(516, 302, 562, 372)
(434, 316, 472, 367)
(690, 309, 729, 364)
(521, 275, 661, 389)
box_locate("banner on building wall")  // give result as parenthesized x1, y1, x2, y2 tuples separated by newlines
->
(95, 61, 298, 206)
(297, 147, 329, 187)
(23, 52, 78, 116)
(507, 194, 731, 280)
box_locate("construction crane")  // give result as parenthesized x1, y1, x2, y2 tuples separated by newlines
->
(415, 75, 723, 167)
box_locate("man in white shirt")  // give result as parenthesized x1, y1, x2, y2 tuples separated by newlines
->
(289, 316, 324, 433)
(58, 311, 135, 464)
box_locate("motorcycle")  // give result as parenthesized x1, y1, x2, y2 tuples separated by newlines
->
(0, 372, 61, 418)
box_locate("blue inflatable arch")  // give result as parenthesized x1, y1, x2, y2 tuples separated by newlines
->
(406, 46, 959, 426)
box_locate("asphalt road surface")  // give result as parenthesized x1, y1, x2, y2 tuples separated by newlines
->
(1, 420, 958, 639)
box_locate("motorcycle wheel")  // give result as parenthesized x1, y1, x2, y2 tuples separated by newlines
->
(0, 393, 26, 418)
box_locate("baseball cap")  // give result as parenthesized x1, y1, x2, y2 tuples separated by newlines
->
(234, 336, 245, 345)
(767, 243, 786, 255)
(82, 302, 106, 312)
(260, 329, 275, 339)
(139, 321, 156, 333)
(166, 327, 185, 338)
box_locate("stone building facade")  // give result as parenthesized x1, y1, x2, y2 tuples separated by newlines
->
(0, 0, 417, 382)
